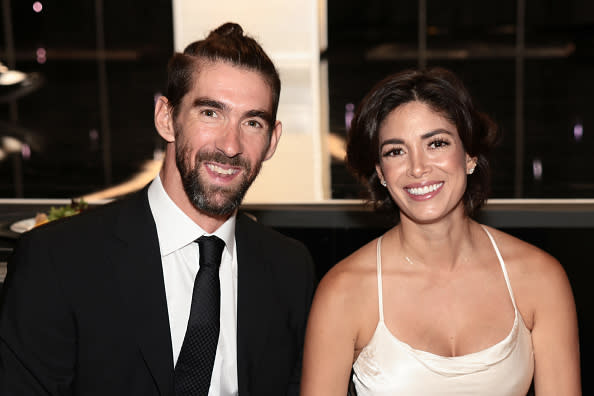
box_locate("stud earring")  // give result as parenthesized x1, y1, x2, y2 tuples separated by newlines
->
(381, 180, 387, 187)
(468, 167, 475, 175)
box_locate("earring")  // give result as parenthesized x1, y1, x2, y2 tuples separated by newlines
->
(468, 167, 475, 175)
(381, 180, 387, 187)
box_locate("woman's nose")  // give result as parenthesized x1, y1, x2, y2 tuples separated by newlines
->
(408, 151, 430, 178)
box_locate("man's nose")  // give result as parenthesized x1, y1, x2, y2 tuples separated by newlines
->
(216, 124, 243, 157)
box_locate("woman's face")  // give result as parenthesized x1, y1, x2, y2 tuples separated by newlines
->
(375, 101, 476, 224)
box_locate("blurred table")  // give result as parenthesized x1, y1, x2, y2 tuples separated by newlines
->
(2, 197, 594, 283)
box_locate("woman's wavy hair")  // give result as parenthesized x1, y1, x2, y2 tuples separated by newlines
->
(346, 67, 500, 217)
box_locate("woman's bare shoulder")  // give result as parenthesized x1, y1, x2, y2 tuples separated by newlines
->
(314, 237, 379, 306)
(481, 225, 560, 271)
(480, 225, 571, 303)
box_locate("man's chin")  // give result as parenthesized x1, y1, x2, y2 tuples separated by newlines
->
(192, 191, 244, 217)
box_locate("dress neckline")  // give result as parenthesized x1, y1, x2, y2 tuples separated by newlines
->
(354, 226, 529, 376)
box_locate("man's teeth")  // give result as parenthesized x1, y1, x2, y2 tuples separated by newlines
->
(207, 163, 237, 175)
(406, 182, 443, 196)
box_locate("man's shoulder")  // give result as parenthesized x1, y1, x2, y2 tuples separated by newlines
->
(236, 212, 307, 252)
(22, 188, 149, 243)
(235, 211, 317, 293)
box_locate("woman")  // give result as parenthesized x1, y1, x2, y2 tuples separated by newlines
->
(301, 68, 581, 395)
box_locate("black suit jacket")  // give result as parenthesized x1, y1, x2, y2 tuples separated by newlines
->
(0, 188, 316, 395)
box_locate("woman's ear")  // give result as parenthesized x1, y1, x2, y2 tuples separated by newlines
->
(154, 96, 175, 143)
(375, 164, 386, 186)
(466, 154, 478, 175)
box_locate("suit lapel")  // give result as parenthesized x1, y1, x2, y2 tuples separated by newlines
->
(109, 189, 174, 395)
(235, 214, 275, 395)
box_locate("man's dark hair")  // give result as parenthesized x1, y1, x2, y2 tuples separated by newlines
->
(346, 67, 500, 217)
(166, 22, 281, 128)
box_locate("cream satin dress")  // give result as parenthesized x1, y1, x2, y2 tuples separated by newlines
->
(352, 226, 534, 395)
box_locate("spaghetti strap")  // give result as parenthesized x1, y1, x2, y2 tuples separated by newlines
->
(480, 225, 518, 310)
(352, 227, 535, 395)
(376, 236, 384, 322)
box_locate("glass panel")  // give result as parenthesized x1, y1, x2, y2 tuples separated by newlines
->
(0, 0, 172, 198)
(428, 60, 516, 198)
(327, 0, 418, 199)
(327, 0, 594, 199)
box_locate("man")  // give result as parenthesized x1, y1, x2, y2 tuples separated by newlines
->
(0, 22, 316, 395)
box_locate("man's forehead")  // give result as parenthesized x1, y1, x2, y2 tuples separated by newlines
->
(191, 60, 269, 88)
(187, 61, 273, 111)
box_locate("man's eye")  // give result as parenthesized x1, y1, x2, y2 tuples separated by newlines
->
(246, 120, 263, 128)
(202, 109, 217, 117)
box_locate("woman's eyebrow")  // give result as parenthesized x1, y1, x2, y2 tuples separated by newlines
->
(379, 129, 454, 149)
(379, 138, 404, 148)
(421, 128, 454, 139)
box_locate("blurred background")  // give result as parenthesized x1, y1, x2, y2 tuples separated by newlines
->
(0, 0, 172, 198)
(0, 1, 593, 392)
(0, 0, 593, 200)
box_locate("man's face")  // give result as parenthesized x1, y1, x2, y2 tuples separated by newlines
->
(172, 62, 281, 216)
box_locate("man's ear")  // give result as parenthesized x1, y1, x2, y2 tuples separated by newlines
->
(262, 120, 283, 161)
(154, 96, 175, 143)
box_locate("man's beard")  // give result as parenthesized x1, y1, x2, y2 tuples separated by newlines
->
(175, 139, 263, 217)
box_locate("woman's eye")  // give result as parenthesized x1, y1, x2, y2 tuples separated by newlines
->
(429, 139, 449, 149)
(383, 148, 404, 157)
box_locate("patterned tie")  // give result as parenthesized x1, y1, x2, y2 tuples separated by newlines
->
(174, 235, 225, 396)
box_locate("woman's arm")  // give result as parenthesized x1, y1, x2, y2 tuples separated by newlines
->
(300, 268, 359, 396)
(530, 253, 581, 395)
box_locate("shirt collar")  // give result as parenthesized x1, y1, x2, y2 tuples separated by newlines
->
(147, 175, 236, 257)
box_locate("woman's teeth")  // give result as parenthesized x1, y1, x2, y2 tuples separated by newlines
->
(406, 182, 443, 196)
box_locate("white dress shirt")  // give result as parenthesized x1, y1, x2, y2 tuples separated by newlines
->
(148, 175, 238, 396)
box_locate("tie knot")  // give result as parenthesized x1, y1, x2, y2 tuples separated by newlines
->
(197, 235, 225, 269)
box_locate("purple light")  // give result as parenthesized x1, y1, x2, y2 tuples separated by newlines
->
(32, 1, 43, 13)
(573, 123, 583, 142)
(345, 103, 355, 130)
(89, 129, 99, 141)
(36, 47, 47, 64)
(21, 144, 31, 159)
(532, 158, 543, 181)
(154, 92, 162, 106)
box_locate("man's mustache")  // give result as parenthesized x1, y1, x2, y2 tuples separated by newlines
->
(196, 151, 251, 170)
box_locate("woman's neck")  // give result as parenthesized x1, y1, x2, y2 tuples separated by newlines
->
(393, 212, 477, 271)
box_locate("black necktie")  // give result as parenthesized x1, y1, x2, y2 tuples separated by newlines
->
(174, 235, 225, 396)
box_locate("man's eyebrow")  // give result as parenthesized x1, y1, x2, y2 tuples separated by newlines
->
(192, 98, 227, 110)
(245, 109, 273, 126)
(421, 129, 454, 139)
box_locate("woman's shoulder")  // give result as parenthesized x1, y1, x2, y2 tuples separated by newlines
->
(314, 237, 380, 305)
(480, 225, 560, 272)
(329, 236, 379, 275)
(480, 225, 572, 318)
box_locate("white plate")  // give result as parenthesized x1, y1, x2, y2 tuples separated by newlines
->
(10, 217, 36, 233)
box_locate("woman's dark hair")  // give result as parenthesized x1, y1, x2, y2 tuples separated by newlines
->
(165, 22, 281, 129)
(346, 67, 500, 217)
